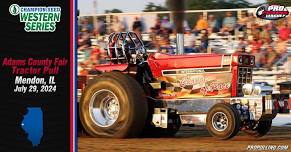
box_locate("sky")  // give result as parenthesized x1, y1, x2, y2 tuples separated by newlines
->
(78, 0, 266, 15)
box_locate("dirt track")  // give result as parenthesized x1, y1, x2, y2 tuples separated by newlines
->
(78, 126, 291, 152)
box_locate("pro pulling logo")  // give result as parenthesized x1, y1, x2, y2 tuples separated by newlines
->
(9, 4, 61, 32)
(255, 4, 289, 20)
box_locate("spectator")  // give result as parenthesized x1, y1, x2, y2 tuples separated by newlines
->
(77, 33, 81, 47)
(237, 35, 247, 52)
(200, 29, 208, 52)
(276, 38, 287, 55)
(237, 11, 248, 32)
(77, 41, 90, 54)
(250, 38, 263, 68)
(152, 17, 161, 34)
(111, 16, 125, 32)
(268, 21, 278, 35)
(90, 45, 102, 65)
(161, 16, 173, 33)
(132, 17, 143, 32)
(132, 17, 144, 38)
(94, 17, 105, 36)
(194, 15, 208, 32)
(80, 27, 91, 45)
(250, 24, 261, 41)
(246, 13, 256, 36)
(221, 11, 236, 35)
(278, 24, 289, 41)
(99, 49, 108, 64)
(184, 28, 196, 53)
(149, 27, 159, 50)
(260, 25, 271, 44)
(183, 20, 190, 32)
(207, 15, 219, 33)
(81, 18, 93, 33)
(264, 45, 278, 68)
(159, 35, 173, 53)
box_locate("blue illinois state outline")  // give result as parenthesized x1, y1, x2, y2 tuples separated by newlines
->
(21, 107, 43, 147)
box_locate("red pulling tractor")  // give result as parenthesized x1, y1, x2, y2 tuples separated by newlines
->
(78, 32, 290, 139)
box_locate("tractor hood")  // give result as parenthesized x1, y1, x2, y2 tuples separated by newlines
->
(147, 52, 254, 77)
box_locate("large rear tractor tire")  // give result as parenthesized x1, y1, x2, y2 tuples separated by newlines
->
(79, 72, 148, 138)
(206, 103, 241, 140)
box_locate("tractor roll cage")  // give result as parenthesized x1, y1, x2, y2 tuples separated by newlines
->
(106, 32, 146, 64)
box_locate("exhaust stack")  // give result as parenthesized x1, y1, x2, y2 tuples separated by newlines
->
(168, 0, 185, 54)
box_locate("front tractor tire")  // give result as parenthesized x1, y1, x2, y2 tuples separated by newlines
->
(79, 72, 148, 138)
(206, 103, 241, 140)
(244, 120, 272, 137)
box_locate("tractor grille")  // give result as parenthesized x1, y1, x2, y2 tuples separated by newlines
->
(237, 67, 252, 96)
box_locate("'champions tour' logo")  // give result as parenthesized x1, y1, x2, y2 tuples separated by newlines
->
(255, 4, 289, 20)
(9, 4, 61, 32)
